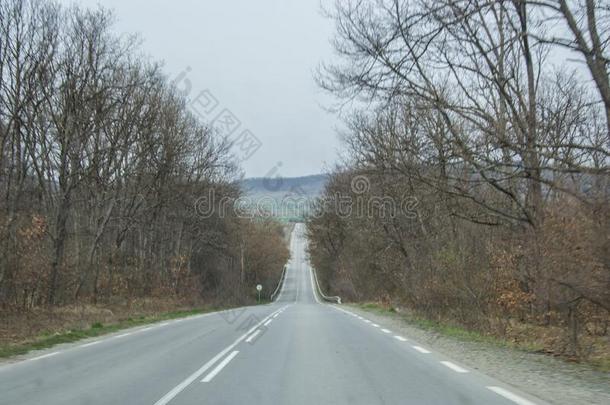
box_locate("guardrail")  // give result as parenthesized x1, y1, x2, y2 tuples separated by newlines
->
(311, 267, 341, 304)
(270, 264, 287, 301)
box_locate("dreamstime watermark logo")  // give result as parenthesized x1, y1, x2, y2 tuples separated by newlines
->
(351, 175, 370, 194)
(218, 307, 268, 345)
(194, 175, 419, 220)
(261, 161, 285, 192)
(194, 190, 316, 219)
(171, 66, 262, 162)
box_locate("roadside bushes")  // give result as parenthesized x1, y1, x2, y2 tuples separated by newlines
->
(307, 170, 609, 362)
(310, 0, 610, 364)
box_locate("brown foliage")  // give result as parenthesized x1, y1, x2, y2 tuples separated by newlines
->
(310, 0, 610, 364)
(0, 0, 289, 316)
(308, 170, 609, 362)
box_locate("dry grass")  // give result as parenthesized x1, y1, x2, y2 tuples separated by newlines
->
(0, 297, 219, 349)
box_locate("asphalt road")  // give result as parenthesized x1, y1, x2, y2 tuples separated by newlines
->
(0, 223, 545, 405)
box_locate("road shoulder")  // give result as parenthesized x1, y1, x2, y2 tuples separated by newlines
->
(345, 304, 610, 405)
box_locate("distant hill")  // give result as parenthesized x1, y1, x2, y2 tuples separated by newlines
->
(241, 174, 326, 199)
(239, 174, 327, 220)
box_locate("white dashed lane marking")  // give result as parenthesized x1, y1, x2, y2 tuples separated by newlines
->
(487, 386, 538, 405)
(440, 361, 468, 373)
(330, 306, 540, 404)
(201, 351, 239, 383)
(245, 330, 261, 343)
(154, 306, 286, 405)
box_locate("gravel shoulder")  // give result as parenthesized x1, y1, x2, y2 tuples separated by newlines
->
(346, 304, 610, 405)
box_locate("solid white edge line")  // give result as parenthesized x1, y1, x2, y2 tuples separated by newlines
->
(394, 335, 407, 342)
(201, 350, 239, 383)
(245, 329, 261, 343)
(4, 305, 277, 370)
(30, 352, 59, 361)
(440, 361, 469, 373)
(153, 306, 285, 405)
(412, 346, 431, 354)
(263, 319, 272, 327)
(487, 386, 538, 405)
(80, 341, 101, 348)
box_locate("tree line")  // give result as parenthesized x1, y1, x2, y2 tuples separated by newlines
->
(309, 0, 609, 360)
(0, 0, 288, 310)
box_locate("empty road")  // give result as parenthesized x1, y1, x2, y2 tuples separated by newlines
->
(0, 224, 544, 405)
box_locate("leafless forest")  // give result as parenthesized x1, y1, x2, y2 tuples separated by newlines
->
(308, 0, 609, 365)
(0, 0, 288, 338)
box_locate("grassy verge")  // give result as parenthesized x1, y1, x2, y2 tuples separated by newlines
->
(0, 306, 227, 359)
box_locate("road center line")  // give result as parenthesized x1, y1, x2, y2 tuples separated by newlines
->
(263, 319, 273, 327)
(201, 351, 239, 382)
(153, 306, 285, 405)
(440, 361, 469, 373)
(394, 335, 408, 342)
(487, 386, 538, 405)
(371, 323, 380, 327)
(412, 346, 431, 354)
(381, 328, 391, 333)
(245, 330, 261, 343)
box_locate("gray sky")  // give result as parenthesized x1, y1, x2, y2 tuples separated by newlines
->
(63, 0, 341, 178)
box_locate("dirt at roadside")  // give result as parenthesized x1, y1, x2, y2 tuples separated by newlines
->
(347, 305, 610, 405)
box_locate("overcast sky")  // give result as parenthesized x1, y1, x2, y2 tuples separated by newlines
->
(61, 0, 341, 178)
